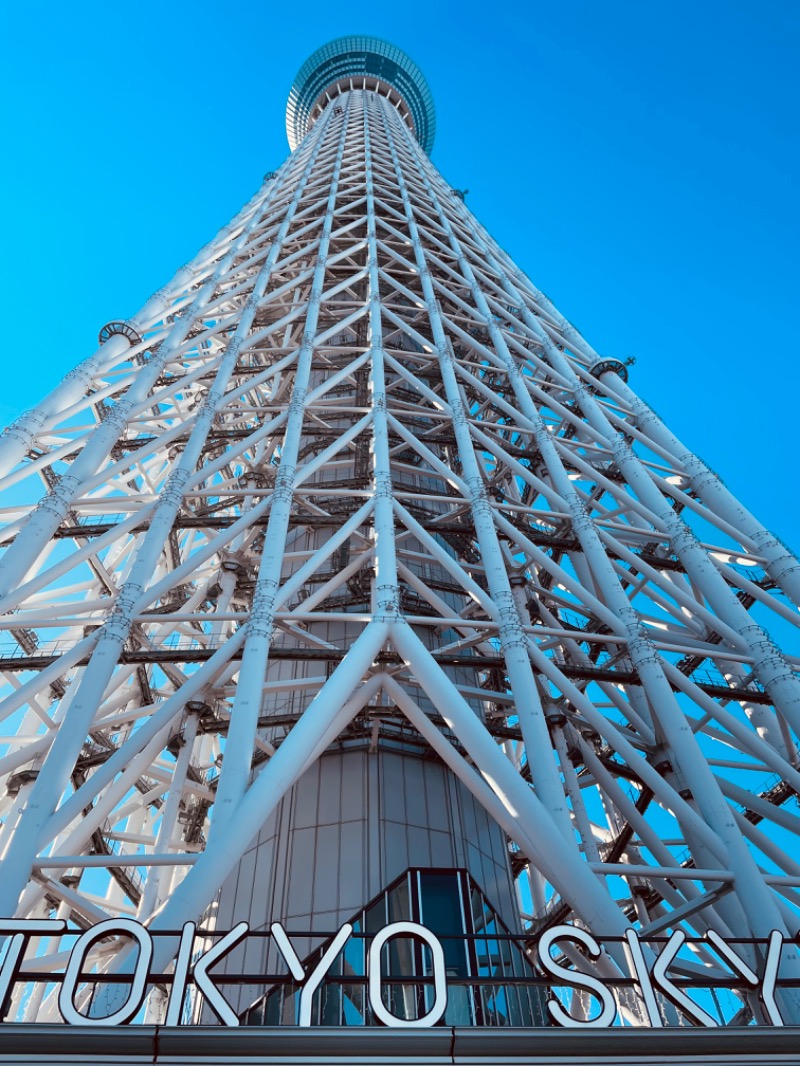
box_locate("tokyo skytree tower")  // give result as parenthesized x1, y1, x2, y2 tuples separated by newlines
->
(0, 34, 799, 1026)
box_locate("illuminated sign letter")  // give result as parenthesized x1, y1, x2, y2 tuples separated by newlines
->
(0, 919, 66, 1016)
(623, 928, 661, 1026)
(271, 921, 353, 1027)
(59, 918, 152, 1026)
(367, 921, 447, 1028)
(165, 920, 250, 1026)
(537, 926, 616, 1028)
(760, 930, 785, 1026)
(651, 931, 718, 1027)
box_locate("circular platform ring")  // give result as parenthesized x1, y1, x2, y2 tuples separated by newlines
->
(98, 321, 142, 348)
(589, 357, 629, 384)
(287, 36, 436, 154)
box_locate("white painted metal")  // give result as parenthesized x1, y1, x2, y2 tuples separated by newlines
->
(0, 38, 798, 1026)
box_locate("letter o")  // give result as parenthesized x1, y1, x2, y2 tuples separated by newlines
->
(59, 918, 153, 1026)
(368, 921, 447, 1028)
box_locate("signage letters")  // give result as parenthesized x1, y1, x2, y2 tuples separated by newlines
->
(0, 917, 789, 1028)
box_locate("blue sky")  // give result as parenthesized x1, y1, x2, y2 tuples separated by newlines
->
(1, 0, 798, 550)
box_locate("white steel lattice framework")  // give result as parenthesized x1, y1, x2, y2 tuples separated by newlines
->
(1, 34, 800, 1025)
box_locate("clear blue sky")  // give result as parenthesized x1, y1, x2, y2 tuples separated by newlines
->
(1, 0, 798, 550)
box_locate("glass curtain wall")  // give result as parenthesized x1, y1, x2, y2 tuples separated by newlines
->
(243, 867, 549, 1027)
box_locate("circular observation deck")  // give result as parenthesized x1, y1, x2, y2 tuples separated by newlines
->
(286, 36, 436, 154)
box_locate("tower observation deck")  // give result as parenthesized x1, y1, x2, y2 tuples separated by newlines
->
(286, 35, 436, 154)
(0, 33, 798, 1041)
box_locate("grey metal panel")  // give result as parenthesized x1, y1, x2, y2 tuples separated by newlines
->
(340, 752, 365, 823)
(255, 811, 278, 851)
(381, 752, 406, 824)
(382, 817, 409, 886)
(429, 827, 456, 866)
(404, 760, 429, 827)
(233, 846, 258, 920)
(1, 1024, 798, 1064)
(446, 774, 467, 869)
(286, 827, 315, 918)
(293, 760, 319, 829)
(460, 781, 480, 847)
(216, 747, 519, 941)
(252, 836, 276, 924)
(424, 766, 449, 832)
(406, 823, 433, 868)
(466, 842, 487, 891)
(317, 755, 343, 827)
(339, 818, 366, 911)
(367, 753, 381, 889)
(213, 867, 237, 932)
(313, 824, 341, 912)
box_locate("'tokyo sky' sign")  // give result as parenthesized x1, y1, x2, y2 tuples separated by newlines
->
(0, 917, 791, 1028)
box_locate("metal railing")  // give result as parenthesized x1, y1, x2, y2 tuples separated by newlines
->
(2, 929, 796, 1029)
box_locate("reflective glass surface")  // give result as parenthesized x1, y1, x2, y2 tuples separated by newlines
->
(286, 36, 436, 154)
(242, 866, 549, 1028)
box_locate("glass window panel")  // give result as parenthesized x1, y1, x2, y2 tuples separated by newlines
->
(320, 983, 343, 1025)
(239, 867, 550, 1029)
(385, 933, 416, 977)
(444, 983, 474, 1026)
(471, 885, 484, 929)
(343, 928, 365, 977)
(418, 871, 468, 977)
(387, 876, 411, 924)
(342, 985, 366, 1025)
(364, 895, 387, 934)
